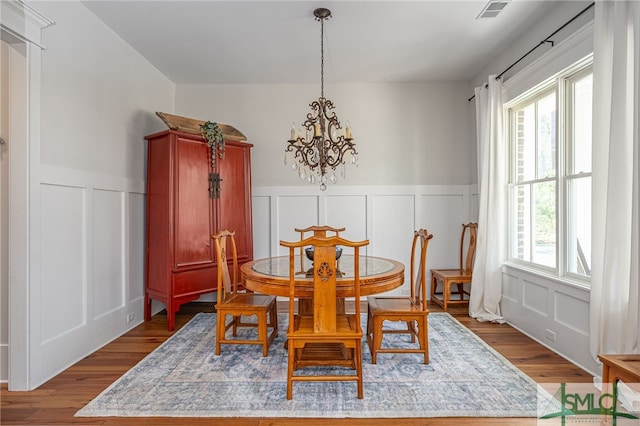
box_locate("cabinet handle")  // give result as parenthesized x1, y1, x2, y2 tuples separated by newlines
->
(209, 172, 223, 199)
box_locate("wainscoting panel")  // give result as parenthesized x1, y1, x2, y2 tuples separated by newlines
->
(252, 185, 476, 297)
(370, 194, 415, 257)
(128, 192, 145, 303)
(251, 196, 271, 259)
(555, 289, 589, 335)
(324, 195, 367, 244)
(501, 271, 522, 305)
(275, 195, 319, 255)
(522, 279, 549, 317)
(30, 166, 146, 387)
(40, 183, 86, 344)
(418, 194, 466, 272)
(501, 265, 597, 375)
(92, 189, 125, 319)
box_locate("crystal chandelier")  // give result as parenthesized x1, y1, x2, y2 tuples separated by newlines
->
(284, 8, 358, 191)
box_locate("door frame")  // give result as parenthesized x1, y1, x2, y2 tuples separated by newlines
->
(0, 0, 52, 390)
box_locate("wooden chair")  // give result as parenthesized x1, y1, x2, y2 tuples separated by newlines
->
(430, 222, 478, 311)
(212, 230, 278, 357)
(366, 229, 433, 364)
(280, 234, 369, 400)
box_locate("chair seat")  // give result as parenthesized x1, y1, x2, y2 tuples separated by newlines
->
(290, 314, 361, 338)
(368, 296, 427, 314)
(431, 268, 471, 281)
(223, 293, 276, 308)
(430, 267, 473, 311)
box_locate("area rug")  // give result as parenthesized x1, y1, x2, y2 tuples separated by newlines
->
(76, 312, 544, 418)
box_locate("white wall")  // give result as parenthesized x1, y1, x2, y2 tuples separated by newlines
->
(470, 0, 598, 376)
(0, 40, 9, 383)
(18, 0, 175, 388)
(176, 82, 475, 186)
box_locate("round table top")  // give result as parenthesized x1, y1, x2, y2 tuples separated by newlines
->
(240, 254, 405, 298)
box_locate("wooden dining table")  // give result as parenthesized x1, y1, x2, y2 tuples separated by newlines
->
(241, 253, 404, 357)
(240, 253, 405, 300)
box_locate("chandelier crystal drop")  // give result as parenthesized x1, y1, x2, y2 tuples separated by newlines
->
(283, 8, 358, 191)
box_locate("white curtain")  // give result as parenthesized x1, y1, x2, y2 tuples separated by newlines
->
(470, 76, 506, 323)
(590, 0, 640, 358)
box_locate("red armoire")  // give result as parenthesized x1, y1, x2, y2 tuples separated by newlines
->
(144, 128, 253, 330)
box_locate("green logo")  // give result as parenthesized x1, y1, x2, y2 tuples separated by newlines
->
(538, 382, 639, 425)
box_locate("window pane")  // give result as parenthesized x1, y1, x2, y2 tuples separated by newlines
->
(537, 93, 556, 179)
(532, 181, 556, 267)
(507, 60, 591, 283)
(511, 184, 531, 262)
(567, 176, 591, 276)
(514, 105, 536, 182)
(571, 73, 592, 174)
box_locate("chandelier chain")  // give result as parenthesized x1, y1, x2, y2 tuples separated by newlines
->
(320, 15, 324, 99)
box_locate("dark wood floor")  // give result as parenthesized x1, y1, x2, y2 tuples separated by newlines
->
(1, 302, 593, 425)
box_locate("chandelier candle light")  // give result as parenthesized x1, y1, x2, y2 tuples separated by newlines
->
(284, 8, 358, 191)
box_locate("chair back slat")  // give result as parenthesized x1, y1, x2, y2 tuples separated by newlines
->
(459, 223, 478, 273)
(312, 244, 338, 332)
(411, 229, 433, 307)
(212, 230, 238, 304)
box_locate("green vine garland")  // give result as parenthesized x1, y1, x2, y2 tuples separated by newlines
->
(200, 121, 225, 169)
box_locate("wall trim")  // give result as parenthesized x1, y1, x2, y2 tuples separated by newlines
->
(0, 0, 53, 48)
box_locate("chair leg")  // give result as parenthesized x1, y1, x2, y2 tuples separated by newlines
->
(287, 343, 295, 400)
(366, 310, 373, 355)
(356, 341, 364, 399)
(216, 311, 225, 355)
(418, 316, 429, 364)
(272, 303, 279, 336)
(430, 274, 437, 304)
(407, 321, 416, 343)
(371, 315, 383, 364)
(443, 279, 451, 311)
(258, 311, 268, 357)
(457, 282, 464, 299)
(232, 315, 239, 337)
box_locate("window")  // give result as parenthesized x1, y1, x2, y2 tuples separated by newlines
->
(507, 60, 592, 281)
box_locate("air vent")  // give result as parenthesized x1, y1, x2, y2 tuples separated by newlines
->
(477, 0, 510, 19)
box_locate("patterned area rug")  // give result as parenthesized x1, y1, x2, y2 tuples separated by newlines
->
(76, 312, 543, 418)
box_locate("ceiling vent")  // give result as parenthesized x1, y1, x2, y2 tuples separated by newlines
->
(476, 0, 510, 19)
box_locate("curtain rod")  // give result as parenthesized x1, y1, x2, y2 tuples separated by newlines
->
(467, 2, 595, 102)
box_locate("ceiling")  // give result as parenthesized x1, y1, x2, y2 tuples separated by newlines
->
(81, 1, 572, 85)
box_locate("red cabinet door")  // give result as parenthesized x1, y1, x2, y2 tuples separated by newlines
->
(174, 136, 215, 268)
(217, 140, 254, 265)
